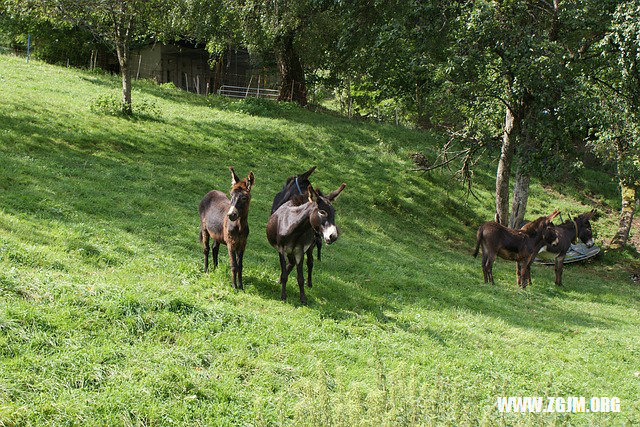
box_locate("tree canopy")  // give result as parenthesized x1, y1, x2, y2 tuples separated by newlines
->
(1, 0, 638, 246)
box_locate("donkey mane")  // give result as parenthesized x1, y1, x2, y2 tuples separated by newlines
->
(289, 194, 307, 206)
(520, 215, 549, 234)
(283, 176, 295, 188)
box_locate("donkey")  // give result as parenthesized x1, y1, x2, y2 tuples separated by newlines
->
(473, 210, 560, 288)
(199, 167, 255, 289)
(271, 166, 322, 260)
(537, 209, 596, 286)
(267, 183, 346, 304)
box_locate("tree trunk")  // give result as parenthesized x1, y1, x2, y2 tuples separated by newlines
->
(610, 183, 637, 248)
(508, 167, 530, 229)
(115, 43, 132, 115)
(495, 106, 518, 225)
(275, 32, 307, 105)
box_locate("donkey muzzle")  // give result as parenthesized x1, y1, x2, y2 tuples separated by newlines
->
(227, 206, 239, 221)
(586, 238, 594, 248)
(323, 225, 338, 244)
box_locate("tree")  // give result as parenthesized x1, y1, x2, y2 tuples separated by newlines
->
(422, 0, 618, 227)
(8, 0, 168, 114)
(224, 0, 340, 105)
(588, 1, 640, 248)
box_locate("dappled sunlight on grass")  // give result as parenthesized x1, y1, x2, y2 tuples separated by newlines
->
(1, 55, 639, 424)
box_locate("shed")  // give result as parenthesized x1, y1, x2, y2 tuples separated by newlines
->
(130, 43, 279, 95)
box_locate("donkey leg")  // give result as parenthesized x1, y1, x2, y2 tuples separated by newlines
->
(516, 262, 521, 287)
(202, 230, 210, 273)
(555, 255, 565, 286)
(228, 247, 238, 289)
(279, 253, 293, 301)
(237, 249, 244, 290)
(487, 255, 496, 285)
(212, 241, 220, 270)
(519, 264, 528, 289)
(316, 237, 322, 261)
(306, 247, 314, 288)
(279, 253, 287, 300)
(481, 253, 489, 283)
(296, 261, 307, 305)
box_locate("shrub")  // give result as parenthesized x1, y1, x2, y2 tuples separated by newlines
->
(159, 82, 177, 90)
(90, 94, 160, 117)
(90, 94, 122, 115)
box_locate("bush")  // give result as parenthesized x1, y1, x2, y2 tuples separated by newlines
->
(90, 94, 122, 115)
(90, 94, 160, 117)
(159, 82, 177, 90)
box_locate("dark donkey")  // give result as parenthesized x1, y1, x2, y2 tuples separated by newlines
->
(474, 210, 560, 288)
(271, 166, 322, 260)
(537, 209, 596, 286)
(199, 167, 255, 289)
(267, 183, 346, 304)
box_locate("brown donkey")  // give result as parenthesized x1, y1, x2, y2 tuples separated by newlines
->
(199, 167, 255, 289)
(267, 184, 346, 304)
(473, 210, 560, 288)
(535, 209, 596, 286)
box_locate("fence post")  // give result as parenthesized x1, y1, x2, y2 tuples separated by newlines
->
(257, 75, 261, 98)
(245, 75, 253, 98)
(395, 108, 399, 126)
(185, 73, 189, 92)
(26, 34, 31, 63)
(136, 54, 142, 79)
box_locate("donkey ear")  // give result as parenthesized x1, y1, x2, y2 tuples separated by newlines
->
(229, 167, 240, 186)
(301, 166, 317, 179)
(327, 183, 346, 202)
(548, 209, 560, 221)
(247, 172, 255, 190)
(307, 185, 318, 203)
(585, 209, 597, 220)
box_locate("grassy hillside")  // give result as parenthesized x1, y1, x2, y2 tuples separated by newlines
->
(0, 54, 639, 425)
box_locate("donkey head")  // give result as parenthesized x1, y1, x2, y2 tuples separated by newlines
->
(573, 209, 596, 247)
(308, 183, 346, 244)
(542, 210, 561, 245)
(287, 166, 316, 196)
(522, 210, 560, 245)
(227, 167, 255, 222)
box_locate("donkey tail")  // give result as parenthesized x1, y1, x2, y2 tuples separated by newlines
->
(473, 228, 482, 258)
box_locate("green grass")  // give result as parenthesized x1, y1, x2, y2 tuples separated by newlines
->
(0, 54, 639, 425)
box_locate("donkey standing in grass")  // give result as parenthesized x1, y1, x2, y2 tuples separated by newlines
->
(537, 209, 596, 286)
(474, 210, 560, 288)
(267, 183, 345, 304)
(199, 167, 255, 289)
(271, 166, 322, 260)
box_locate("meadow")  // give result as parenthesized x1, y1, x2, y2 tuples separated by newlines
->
(0, 54, 639, 425)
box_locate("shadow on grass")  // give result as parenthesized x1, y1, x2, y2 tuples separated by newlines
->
(1, 83, 636, 339)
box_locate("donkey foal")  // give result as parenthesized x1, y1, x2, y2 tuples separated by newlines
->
(199, 167, 255, 289)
